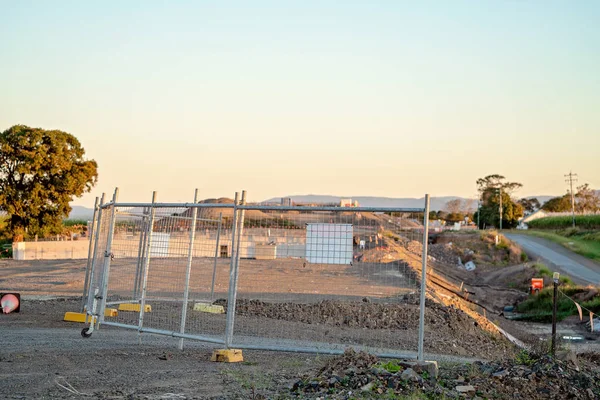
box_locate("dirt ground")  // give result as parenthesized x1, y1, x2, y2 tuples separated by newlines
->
(0, 256, 518, 399)
(1, 245, 599, 399)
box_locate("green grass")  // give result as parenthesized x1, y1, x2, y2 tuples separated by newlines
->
(532, 262, 574, 285)
(519, 230, 600, 262)
(516, 285, 600, 322)
(62, 219, 89, 227)
(528, 215, 600, 230)
(533, 262, 552, 278)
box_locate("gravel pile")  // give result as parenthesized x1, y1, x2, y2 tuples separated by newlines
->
(291, 349, 600, 399)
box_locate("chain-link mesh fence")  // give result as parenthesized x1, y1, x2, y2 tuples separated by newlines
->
(84, 190, 429, 358)
(226, 203, 427, 357)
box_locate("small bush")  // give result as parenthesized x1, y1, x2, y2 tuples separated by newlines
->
(534, 262, 552, 278)
(559, 276, 574, 286)
(62, 219, 89, 227)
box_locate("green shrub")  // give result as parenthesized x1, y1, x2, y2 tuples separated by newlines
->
(533, 262, 552, 278)
(63, 219, 89, 227)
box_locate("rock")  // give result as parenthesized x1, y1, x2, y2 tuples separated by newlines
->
(328, 377, 339, 387)
(418, 361, 439, 380)
(398, 361, 438, 380)
(455, 385, 476, 393)
(360, 382, 374, 392)
(400, 368, 423, 383)
(290, 379, 302, 391)
(493, 369, 509, 378)
(556, 350, 580, 371)
(309, 380, 320, 390)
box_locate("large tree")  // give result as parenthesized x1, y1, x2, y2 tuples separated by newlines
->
(519, 198, 541, 214)
(0, 125, 98, 241)
(474, 174, 524, 229)
(541, 195, 571, 212)
(575, 183, 600, 213)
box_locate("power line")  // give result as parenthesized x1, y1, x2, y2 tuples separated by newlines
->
(565, 171, 578, 227)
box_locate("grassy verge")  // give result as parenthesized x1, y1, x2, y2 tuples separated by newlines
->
(532, 262, 573, 285)
(516, 229, 600, 263)
(516, 284, 600, 322)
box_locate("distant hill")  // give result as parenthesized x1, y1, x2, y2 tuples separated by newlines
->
(69, 206, 95, 220)
(264, 195, 476, 211)
(66, 192, 594, 218)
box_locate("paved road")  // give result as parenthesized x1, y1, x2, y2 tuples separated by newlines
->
(506, 233, 600, 286)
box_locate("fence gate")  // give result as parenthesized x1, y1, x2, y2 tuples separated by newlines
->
(83, 189, 430, 359)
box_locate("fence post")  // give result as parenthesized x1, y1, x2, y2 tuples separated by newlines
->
(133, 207, 149, 299)
(178, 189, 199, 350)
(210, 212, 223, 302)
(85, 193, 105, 314)
(138, 192, 157, 334)
(551, 272, 560, 356)
(417, 194, 430, 361)
(81, 196, 99, 312)
(224, 192, 240, 347)
(98, 188, 120, 327)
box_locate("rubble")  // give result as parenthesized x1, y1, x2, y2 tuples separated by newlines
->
(291, 348, 600, 399)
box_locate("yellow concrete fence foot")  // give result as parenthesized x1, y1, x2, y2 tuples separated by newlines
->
(211, 349, 243, 363)
(118, 303, 151, 312)
(63, 308, 117, 323)
(193, 303, 225, 314)
(63, 312, 95, 323)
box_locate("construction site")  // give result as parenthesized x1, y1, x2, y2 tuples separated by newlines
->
(2, 192, 599, 399)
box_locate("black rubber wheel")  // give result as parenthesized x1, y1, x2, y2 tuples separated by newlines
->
(81, 328, 93, 338)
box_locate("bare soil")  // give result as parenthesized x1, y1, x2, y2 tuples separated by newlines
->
(0, 256, 522, 399)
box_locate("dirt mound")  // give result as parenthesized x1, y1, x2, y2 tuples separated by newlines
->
(317, 348, 378, 377)
(215, 298, 517, 359)
(219, 298, 471, 331)
(292, 349, 600, 399)
(434, 231, 524, 266)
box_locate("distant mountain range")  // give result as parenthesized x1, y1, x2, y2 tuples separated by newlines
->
(67, 193, 587, 219)
(69, 205, 96, 219)
(264, 195, 465, 211)
(265, 195, 561, 211)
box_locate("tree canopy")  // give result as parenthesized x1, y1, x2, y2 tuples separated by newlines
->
(540, 184, 599, 213)
(575, 184, 600, 213)
(541, 195, 572, 212)
(519, 198, 541, 214)
(474, 174, 523, 229)
(0, 125, 98, 240)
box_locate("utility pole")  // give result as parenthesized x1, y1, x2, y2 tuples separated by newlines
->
(477, 198, 481, 230)
(565, 171, 578, 228)
(498, 187, 503, 230)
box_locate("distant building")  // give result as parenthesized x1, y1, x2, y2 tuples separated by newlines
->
(281, 197, 292, 207)
(340, 199, 359, 207)
(517, 209, 548, 229)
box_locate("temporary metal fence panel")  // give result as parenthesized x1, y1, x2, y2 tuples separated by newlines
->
(83, 190, 430, 359)
(85, 196, 112, 320)
(228, 203, 429, 358)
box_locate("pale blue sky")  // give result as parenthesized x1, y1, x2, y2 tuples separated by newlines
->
(1, 1, 598, 205)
